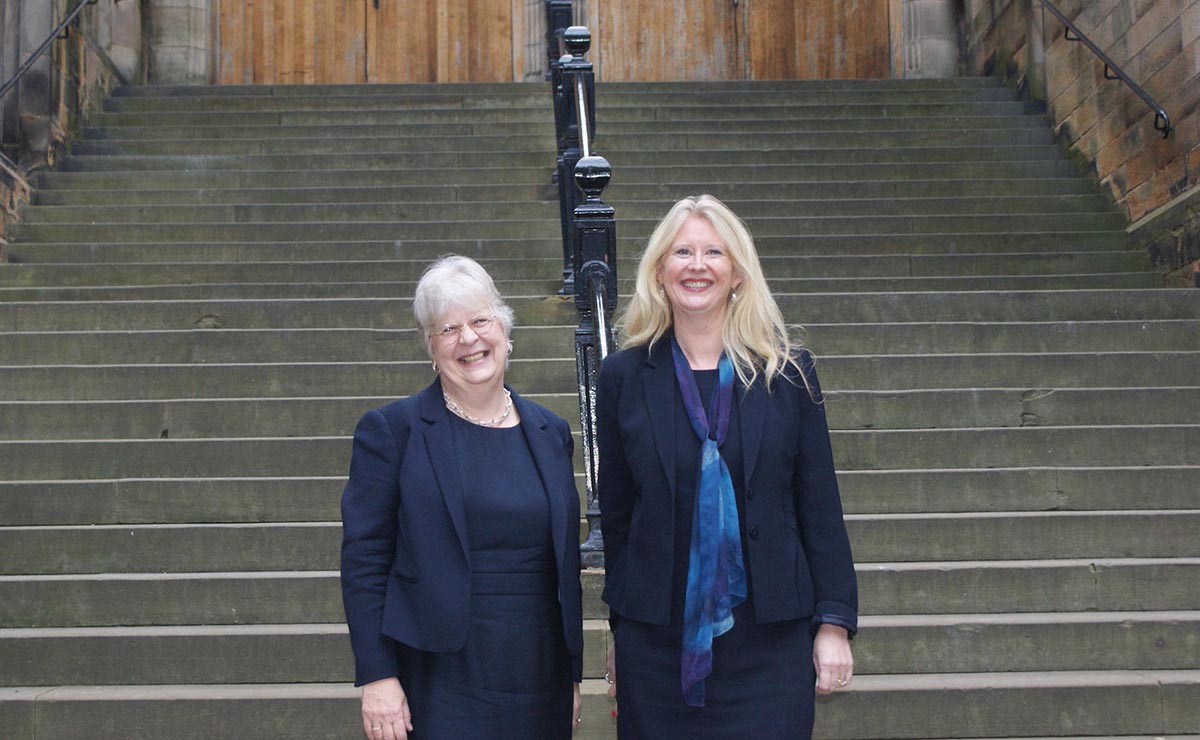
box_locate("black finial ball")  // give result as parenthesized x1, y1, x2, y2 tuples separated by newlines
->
(564, 26, 591, 56)
(574, 155, 611, 195)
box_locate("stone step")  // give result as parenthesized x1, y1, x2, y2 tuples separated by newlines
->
(4, 466, 1197, 526)
(70, 128, 1058, 157)
(4, 285, 1191, 322)
(3, 559, 1199, 626)
(4, 214, 1124, 244)
(33, 159, 1083, 189)
(0, 251, 1148, 287)
(3, 672, 1200, 740)
(111, 78, 1003, 96)
(31, 178, 1100, 206)
(83, 115, 1053, 143)
(101, 87, 1017, 112)
(4, 232, 1133, 264)
(3, 289, 1195, 328)
(18, 194, 1118, 224)
(0, 273, 1160, 302)
(3, 349, 1200, 400)
(86, 104, 1037, 130)
(4, 387, 1199, 440)
(2, 425, 1196, 479)
(94, 99, 1030, 124)
(2, 511, 1198, 575)
(51, 145, 1065, 175)
(2, 611, 1197, 688)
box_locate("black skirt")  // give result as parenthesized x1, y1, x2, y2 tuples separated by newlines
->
(615, 600, 816, 740)
(399, 571, 573, 739)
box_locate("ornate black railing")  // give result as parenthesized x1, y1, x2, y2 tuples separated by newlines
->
(0, 0, 99, 102)
(1039, 0, 1170, 138)
(546, 12, 617, 567)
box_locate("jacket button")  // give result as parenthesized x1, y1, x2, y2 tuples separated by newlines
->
(748, 526, 759, 540)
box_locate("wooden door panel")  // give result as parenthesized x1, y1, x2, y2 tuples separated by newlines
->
(594, 0, 741, 82)
(366, 0, 435, 82)
(213, 0, 893, 84)
(747, 0, 891, 79)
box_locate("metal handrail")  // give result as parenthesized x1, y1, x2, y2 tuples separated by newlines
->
(1039, 0, 1170, 138)
(0, 0, 98, 102)
(547, 15, 617, 568)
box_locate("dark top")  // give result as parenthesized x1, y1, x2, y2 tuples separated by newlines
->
(449, 417, 555, 577)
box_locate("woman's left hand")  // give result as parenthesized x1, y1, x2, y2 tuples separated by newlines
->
(813, 623, 854, 694)
(572, 683, 582, 733)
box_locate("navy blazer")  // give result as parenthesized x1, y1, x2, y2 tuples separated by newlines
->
(596, 339, 857, 633)
(340, 379, 584, 686)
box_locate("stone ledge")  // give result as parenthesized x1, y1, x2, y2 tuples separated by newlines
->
(1129, 180, 1200, 281)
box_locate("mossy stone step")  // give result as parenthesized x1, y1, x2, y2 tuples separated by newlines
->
(2, 612, 1197, 687)
(2, 425, 1197, 480)
(3, 511, 1198, 575)
(4, 466, 1198, 527)
(2, 560, 1198, 627)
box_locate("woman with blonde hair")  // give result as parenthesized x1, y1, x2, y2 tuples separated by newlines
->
(598, 195, 857, 738)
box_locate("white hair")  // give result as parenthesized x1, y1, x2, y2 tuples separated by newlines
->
(412, 255, 516, 358)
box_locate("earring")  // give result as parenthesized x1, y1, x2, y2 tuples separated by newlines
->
(730, 290, 739, 302)
(431, 361, 439, 373)
(507, 340, 514, 356)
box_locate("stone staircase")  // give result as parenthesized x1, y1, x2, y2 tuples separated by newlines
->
(1, 78, 1198, 739)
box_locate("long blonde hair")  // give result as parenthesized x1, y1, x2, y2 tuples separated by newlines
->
(622, 194, 806, 390)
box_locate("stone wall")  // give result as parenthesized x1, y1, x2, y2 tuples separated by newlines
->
(0, 0, 141, 259)
(963, 0, 1200, 276)
(145, 0, 209, 83)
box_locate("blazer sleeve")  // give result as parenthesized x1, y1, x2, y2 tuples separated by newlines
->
(596, 354, 635, 629)
(793, 354, 859, 636)
(340, 408, 403, 686)
(561, 417, 585, 683)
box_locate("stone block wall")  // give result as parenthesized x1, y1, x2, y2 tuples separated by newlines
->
(0, 0, 141, 258)
(964, 0, 1200, 276)
(146, 0, 209, 83)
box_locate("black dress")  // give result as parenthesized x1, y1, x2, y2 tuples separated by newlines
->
(615, 369, 817, 740)
(397, 418, 573, 739)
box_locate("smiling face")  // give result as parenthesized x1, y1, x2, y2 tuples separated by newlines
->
(429, 304, 507, 397)
(656, 214, 742, 324)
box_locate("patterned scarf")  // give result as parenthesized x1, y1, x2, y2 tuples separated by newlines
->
(671, 336, 747, 707)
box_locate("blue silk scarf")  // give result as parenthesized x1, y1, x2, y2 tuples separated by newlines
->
(671, 336, 748, 707)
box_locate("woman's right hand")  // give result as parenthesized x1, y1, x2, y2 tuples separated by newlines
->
(361, 677, 413, 740)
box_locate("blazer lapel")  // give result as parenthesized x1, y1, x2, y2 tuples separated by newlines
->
(643, 340, 678, 497)
(419, 380, 471, 565)
(514, 392, 569, 569)
(738, 376, 768, 491)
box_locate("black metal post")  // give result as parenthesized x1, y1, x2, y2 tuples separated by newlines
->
(554, 26, 594, 295)
(572, 153, 616, 569)
(545, 1, 573, 292)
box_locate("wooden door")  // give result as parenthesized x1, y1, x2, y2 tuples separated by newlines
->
(216, 0, 367, 84)
(745, 0, 891, 79)
(592, 0, 743, 82)
(214, 0, 523, 84)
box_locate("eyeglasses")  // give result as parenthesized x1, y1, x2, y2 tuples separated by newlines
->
(431, 314, 496, 344)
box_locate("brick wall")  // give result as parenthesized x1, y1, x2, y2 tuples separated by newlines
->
(965, 0, 1200, 275)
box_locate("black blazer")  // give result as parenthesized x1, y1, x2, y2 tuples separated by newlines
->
(340, 379, 584, 686)
(596, 339, 857, 632)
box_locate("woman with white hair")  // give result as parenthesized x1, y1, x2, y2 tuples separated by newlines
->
(597, 196, 857, 738)
(341, 255, 583, 740)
